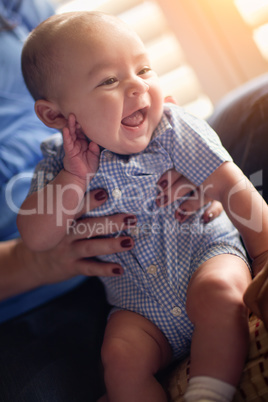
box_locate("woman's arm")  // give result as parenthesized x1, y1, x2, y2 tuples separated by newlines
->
(156, 169, 223, 223)
(1, 210, 136, 301)
(0, 238, 39, 300)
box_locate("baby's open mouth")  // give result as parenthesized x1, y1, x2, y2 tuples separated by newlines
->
(121, 107, 147, 127)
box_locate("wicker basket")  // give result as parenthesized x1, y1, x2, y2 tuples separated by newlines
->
(164, 315, 268, 401)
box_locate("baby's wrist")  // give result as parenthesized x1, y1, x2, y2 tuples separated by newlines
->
(61, 168, 88, 190)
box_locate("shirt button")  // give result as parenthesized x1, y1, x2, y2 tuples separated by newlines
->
(112, 188, 122, 199)
(147, 264, 157, 276)
(104, 151, 113, 160)
(171, 307, 182, 317)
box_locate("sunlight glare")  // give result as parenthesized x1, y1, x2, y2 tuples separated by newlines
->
(253, 23, 268, 60)
(56, 0, 106, 13)
(234, 0, 268, 26)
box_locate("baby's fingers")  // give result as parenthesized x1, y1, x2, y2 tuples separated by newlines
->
(89, 141, 100, 157)
(67, 113, 77, 139)
(62, 126, 72, 155)
(62, 114, 77, 153)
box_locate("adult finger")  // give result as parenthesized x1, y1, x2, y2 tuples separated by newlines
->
(175, 199, 223, 223)
(71, 236, 134, 259)
(201, 201, 223, 223)
(75, 258, 125, 277)
(156, 170, 196, 207)
(164, 96, 177, 104)
(68, 213, 137, 240)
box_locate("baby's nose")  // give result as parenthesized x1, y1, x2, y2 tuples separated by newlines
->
(127, 78, 149, 97)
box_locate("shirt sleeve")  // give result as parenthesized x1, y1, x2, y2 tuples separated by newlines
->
(164, 105, 232, 186)
(28, 133, 64, 195)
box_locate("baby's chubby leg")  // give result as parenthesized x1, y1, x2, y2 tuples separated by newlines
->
(99, 310, 172, 402)
(185, 254, 252, 401)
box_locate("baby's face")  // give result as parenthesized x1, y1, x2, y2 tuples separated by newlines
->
(54, 17, 163, 155)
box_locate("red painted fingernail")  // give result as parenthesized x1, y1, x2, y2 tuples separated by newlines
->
(94, 190, 107, 201)
(203, 212, 213, 224)
(175, 209, 187, 222)
(156, 194, 168, 207)
(158, 180, 168, 190)
(123, 215, 137, 226)
(112, 268, 122, 275)
(121, 238, 132, 248)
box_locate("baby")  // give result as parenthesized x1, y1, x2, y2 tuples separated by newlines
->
(17, 11, 268, 402)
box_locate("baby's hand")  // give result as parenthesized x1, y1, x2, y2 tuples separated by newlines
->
(62, 114, 100, 182)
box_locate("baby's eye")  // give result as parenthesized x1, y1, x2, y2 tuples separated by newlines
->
(138, 67, 152, 76)
(98, 77, 118, 86)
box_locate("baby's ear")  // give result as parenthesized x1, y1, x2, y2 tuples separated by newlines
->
(35, 100, 67, 129)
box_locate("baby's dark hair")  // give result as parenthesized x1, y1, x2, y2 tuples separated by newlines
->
(21, 12, 105, 101)
(21, 16, 63, 101)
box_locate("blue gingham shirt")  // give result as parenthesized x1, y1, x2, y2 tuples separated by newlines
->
(30, 104, 247, 359)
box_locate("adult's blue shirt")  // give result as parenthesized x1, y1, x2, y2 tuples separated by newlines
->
(0, 0, 85, 323)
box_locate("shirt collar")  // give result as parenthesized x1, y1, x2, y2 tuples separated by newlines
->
(151, 106, 173, 141)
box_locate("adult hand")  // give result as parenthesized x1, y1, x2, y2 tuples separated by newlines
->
(243, 251, 268, 329)
(31, 188, 136, 284)
(0, 188, 136, 301)
(162, 96, 223, 223)
(156, 169, 223, 223)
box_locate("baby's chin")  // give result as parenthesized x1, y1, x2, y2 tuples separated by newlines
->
(117, 139, 152, 156)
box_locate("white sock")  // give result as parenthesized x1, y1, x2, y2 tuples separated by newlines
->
(184, 376, 236, 402)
